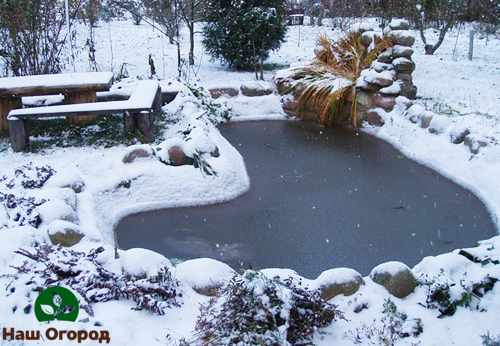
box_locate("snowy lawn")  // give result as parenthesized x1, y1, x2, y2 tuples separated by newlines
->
(0, 18, 500, 345)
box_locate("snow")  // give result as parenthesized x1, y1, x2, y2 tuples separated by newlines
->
(0, 72, 113, 90)
(1, 17, 500, 345)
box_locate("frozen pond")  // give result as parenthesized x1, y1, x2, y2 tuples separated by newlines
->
(116, 120, 496, 278)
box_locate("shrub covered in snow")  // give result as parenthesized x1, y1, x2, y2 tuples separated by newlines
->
(194, 270, 343, 346)
(3, 245, 182, 317)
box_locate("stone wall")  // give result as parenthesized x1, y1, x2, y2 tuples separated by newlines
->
(278, 19, 418, 127)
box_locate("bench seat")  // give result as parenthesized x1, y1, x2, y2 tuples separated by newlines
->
(8, 80, 162, 152)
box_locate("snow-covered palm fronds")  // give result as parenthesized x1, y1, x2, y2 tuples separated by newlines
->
(275, 30, 394, 127)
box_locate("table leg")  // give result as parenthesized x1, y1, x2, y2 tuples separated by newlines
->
(0, 96, 22, 132)
(65, 91, 98, 124)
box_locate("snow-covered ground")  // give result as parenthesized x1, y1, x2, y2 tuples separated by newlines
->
(1, 17, 500, 345)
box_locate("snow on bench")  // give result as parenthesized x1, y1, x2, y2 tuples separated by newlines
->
(7, 80, 162, 152)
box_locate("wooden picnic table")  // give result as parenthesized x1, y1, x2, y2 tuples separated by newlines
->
(0, 72, 113, 131)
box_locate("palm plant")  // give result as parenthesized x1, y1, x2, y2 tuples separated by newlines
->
(275, 30, 394, 127)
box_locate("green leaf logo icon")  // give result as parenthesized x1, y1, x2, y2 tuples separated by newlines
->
(34, 287, 79, 322)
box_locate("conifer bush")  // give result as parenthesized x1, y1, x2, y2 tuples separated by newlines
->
(202, 0, 287, 73)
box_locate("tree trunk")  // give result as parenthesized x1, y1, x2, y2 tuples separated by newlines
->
(189, 22, 195, 66)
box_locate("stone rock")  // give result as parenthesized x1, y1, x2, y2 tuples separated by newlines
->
(464, 134, 488, 154)
(361, 83, 382, 92)
(377, 49, 394, 63)
(363, 71, 394, 87)
(389, 19, 410, 31)
(48, 220, 84, 247)
(241, 81, 266, 97)
(367, 110, 386, 127)
(209, 87, 239, 99)
(168, 145, 187, 166)
(120, 248, 173, 278)
(450, 125, 470, 144)
(373, 94, 397, 111)
(314, 268, 364, 300)
(314, 45, 326, 57)
(360, 31, 374, 46)
(371, 61, 393, 73)
(210, 146, 220, 158)
(399, 81, 418, 99)
(282, 94, 299, 112)
(405, 104, 425, 123)
(277, 81, 293, 95)
(370, 261, 417, 298)
(393, 58, 416, 74)
(428, 115, 452, 134)
(37, 200, 79, 224)
(392, 30, 416, 47)
(45, 170, 85, 193)
(293, 84, 308, 98)
(352, 22, 374, 34)
(418, 111, 434, 129)
(356, 91, 376, 113)
(122, 144, 155, 163)
(175, 258, 235, 296)
(55, 188, 78, 212)
(380, 82, 402, 96)
(392, 45, 414, 58)
(396, 73, 413, 82)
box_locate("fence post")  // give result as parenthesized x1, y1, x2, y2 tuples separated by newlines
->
(468, 29, 475, 61)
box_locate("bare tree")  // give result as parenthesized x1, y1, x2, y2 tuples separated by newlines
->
(416, 0, 467, 55)
(177, 0, 205, 66)
(0, 0, 85, 76)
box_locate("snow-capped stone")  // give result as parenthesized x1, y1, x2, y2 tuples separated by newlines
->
(240, 81, 266, 97)
(120, 248, 173, 278)
(47, 220, 84, 247)
(418, 111, 435, 129)
(167, 145, 187, 166)
(393, 45, 414, 58)
(367, 110, 386, 127)
(377, 48, 394, 63)
(464, 134, 488, 154)
(405, 104, 425, 123)
(450, 124, 470, 144)
(389, 19, 410, 31)
(428, 115, 452, 134)
(44, 169, 85, 193)
(351, 22, 374, 34)
(363, 70, 395, 87)
(175, 258, 235, 295)
(391, 30, 416, 47)
(380, 81, 402, 95)
(313, 268, 364, 299)
(208, 86, 239, 99)
(393, 57, 416, 74)
(37, 199, 79, 224)
(400, 81, 418, 99)
(370, 261, 418, 298)
(371, 61, 393, 73)
(361, 31, 374, 46)
(122, 144, 155, 163)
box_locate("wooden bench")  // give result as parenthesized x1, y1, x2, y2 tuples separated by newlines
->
(0, 72, 114, 131)
(8, 80, 162, 152)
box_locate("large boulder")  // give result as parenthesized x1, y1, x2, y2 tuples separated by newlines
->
(209, 87, 239, 99)
(464, 134, 488, 154)
(428, 115, 452, 134)
(45, 170, 85, 193)
(175, 258, 235, 296)
(241, 81, 266, 97)
(370, 261, 417, 298)
(37, 200, 79, 225)
(122, 144, 155, 163)
(313, 268, 364, 300)
(450, 124, 470, 144)
(168, 145, 187, 166)
(48, 220, 84, 247)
